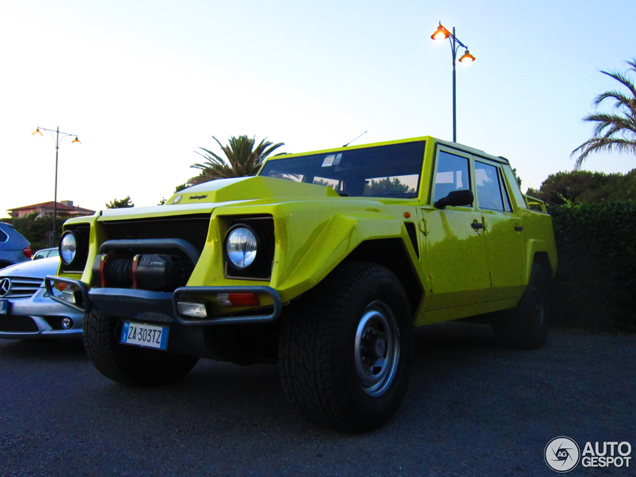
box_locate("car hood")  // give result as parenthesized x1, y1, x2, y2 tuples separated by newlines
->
(95, 176, 343, 220)
(166, 176, 340, 206)
(0, 256, 59, 278)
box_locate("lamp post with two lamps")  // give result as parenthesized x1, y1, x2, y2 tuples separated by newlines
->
(32, 126, 81, 246)
(431, 22, 476, 143)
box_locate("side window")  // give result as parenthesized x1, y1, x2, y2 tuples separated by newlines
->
(433, 151, 471, 203)
(0, 229, 7, 243)
(475, 161, 511, 212)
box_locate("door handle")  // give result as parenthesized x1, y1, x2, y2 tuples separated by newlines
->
(471, 221, 484, 230)
(514, 225, 524, 232)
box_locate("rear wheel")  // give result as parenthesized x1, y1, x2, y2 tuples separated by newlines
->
(493, 263, 551, 349)
(279, 262, 413, 432)
(83, 310, 199, 386)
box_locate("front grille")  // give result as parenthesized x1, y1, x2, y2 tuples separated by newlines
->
(0, 277, 42, 298)
(0, 316, 38, 332)
(101, 214, 211, 253)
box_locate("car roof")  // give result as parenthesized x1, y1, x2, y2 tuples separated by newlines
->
(0, 222, 30, 248)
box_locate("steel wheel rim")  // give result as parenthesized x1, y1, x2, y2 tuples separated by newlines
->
(354, 300, 400, 397)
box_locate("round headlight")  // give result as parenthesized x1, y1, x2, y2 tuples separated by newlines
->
(225, 226, 258, 269)
(59, 231, 78, 265)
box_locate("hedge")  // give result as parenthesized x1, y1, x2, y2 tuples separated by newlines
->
(548, 201, 636, 333)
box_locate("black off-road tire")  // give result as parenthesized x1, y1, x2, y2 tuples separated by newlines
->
(279, 262, 413, 432)
(493, 263, 552, 350)
(83, 310, 199, 386)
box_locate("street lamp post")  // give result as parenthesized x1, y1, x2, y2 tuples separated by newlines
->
(32, 126, 81, 246)
(431, 23, 476, 143)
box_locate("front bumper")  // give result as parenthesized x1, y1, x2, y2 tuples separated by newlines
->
(0, 286, 85, 340)
(44, 276, 282, 326)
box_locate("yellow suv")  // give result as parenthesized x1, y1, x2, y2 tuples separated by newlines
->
(47, 136, 557, 432)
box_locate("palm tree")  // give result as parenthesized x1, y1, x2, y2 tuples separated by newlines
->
(189, 135, 285, 185)
(572, 59, 636, 169)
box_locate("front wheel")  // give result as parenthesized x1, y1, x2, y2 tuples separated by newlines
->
(279, 262, 413, 432)
(83, 310, 199, 386)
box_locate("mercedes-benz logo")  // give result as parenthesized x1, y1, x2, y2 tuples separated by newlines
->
(0, 277, 11, 297)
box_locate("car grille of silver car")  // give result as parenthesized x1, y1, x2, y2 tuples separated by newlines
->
(0, 277, 42, 298)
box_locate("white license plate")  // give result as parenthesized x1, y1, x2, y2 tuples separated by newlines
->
(0, 300, 8, 315)
(120, 322, 169, 350)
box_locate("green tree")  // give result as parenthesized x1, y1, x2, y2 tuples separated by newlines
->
(190, 135, 285, 185)
(572, 59, 636, 169)
(106, 196, 134, 209)
(511, 167, 522, 187)
(159, 184, 191, 205)
(529, 169, 636, 205)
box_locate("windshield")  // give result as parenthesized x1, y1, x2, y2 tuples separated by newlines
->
(258, 141, 425, 198)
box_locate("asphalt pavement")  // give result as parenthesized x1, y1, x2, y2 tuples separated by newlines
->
(1, 322, 634, 477)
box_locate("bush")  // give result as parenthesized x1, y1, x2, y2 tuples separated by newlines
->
(549, 201, 636, 333)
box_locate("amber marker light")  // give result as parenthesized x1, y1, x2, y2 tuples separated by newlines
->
(218, 293, 260, 307)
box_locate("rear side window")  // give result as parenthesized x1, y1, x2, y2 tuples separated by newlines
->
(475, 161, 511, 212)
(0, 229, 8, 242)
(433, 151, 471, 203)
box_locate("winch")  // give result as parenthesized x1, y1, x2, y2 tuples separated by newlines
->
(92, 253, 192, 291)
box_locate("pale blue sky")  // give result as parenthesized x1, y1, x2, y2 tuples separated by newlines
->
(1, 0, 635, 216)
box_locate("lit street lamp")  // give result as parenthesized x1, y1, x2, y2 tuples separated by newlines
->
(431, 22, 476, 142)
(32, 126, 81, 245)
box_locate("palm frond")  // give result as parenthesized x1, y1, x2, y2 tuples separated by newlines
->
(573, 137, 636, 169)
(582, 112, 636, 138)
(593, 90, 636, 111)
(189, 135, 285, 181)
(600, 69, 636, 100)
(572, 59, 636, 168)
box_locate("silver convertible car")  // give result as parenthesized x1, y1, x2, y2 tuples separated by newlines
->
(0, 257, 84, 339)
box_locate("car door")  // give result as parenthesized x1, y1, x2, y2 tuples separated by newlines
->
(474, 159, 526, 301)
(421, 148, 490, 310)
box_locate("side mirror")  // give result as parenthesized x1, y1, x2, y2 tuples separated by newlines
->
(434, 189, 474, 209)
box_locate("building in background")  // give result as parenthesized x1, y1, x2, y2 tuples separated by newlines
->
(8, 201, 94, 219)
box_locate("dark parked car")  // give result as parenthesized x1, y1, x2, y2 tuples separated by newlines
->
(0, 222, 31, 269)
